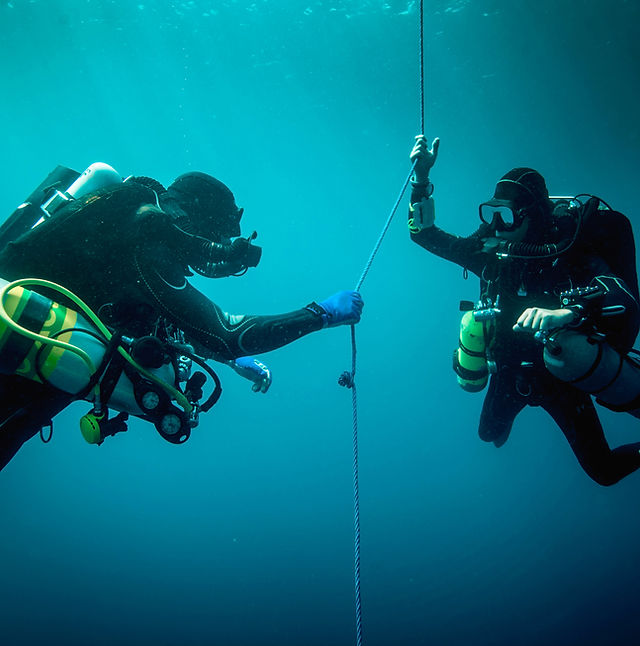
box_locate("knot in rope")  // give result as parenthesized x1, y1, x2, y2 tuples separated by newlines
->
(338, 371, 355, 389)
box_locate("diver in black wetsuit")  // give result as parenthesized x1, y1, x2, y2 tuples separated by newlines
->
(0, 170, 363, 471)
(408, 134, 640, 486)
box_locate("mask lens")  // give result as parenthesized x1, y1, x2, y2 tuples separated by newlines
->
(479, 203, 516, 230)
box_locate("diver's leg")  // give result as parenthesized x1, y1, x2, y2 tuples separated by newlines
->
(478, 368, 526, 447)
(0, 376, 70, 471)
(544, 383, 640, 486)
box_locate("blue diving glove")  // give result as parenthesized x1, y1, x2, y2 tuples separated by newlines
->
(231, 356, 272, 393)
(315, 291, 364, 328)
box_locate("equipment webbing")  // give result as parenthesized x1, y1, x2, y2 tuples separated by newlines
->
(339, 4, 426, 644)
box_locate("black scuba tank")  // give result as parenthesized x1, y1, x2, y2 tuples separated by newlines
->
(0, 166, 79, 251)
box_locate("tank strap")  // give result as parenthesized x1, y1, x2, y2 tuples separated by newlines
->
(98, 351, 128, 408)
(589, 350, 625, 396)
(459, 341, 486, 358)
(452, 350, 488, 380)
(74, 331, 125, 402)
(596, 384, 640, 413)
(566, 337, 605, 386)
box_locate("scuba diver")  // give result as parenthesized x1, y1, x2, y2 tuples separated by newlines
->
(408, 134, 640, 486)
(0, 164, 364, 471)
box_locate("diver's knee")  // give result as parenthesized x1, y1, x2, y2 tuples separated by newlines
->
(586, 469, 621, 487)
(478, 423, 510, 444)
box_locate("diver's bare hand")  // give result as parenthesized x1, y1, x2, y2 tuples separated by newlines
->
(513, 307, 577, 333)
(410, 134, 440, 183)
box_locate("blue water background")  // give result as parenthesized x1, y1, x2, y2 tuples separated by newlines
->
(1, 1, 639, 645)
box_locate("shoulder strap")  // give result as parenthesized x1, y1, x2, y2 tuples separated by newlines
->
(579, 199, 639, 302)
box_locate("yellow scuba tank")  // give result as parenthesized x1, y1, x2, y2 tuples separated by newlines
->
(543, 329, 640, 416)
(0, 277, 173, 405)
(0, 277, 196, 444)
(454, 310, 492, 392)
(0, 277, 105, 390)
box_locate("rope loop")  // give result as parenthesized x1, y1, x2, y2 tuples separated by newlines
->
(40, 421, 53, 443)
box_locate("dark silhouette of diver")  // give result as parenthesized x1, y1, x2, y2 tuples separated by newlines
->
(0, 167, 363, 471)
(408, 134, 640, 486)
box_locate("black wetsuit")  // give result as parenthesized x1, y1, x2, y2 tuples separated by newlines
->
(0, 180, 325, 470)
(410, 193, 640, 486)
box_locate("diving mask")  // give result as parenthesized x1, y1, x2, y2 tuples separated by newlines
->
(479, 200, 524, 232)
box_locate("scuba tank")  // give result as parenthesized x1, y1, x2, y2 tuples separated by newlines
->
(39, 162, 122, 224)
(454, 311, 489, 392)
(0, 166, 79, 250)
(0, 277, 221, 445)
(543, 329, 640, 417)
(453, 301, 497, 392)
(0, 162, 122, 250)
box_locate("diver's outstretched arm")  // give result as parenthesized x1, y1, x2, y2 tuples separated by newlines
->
(406, 136, 487, 277)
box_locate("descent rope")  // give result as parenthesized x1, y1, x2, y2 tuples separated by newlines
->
(339, 3, 426, 644)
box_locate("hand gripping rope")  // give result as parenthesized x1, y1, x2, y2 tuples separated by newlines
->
(338, 3, 426, 645)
